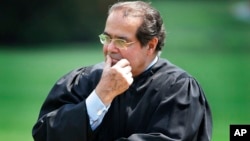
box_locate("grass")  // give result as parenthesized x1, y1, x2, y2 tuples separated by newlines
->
(0, 46, 103, 141)
(0, 1, 250, 141)
(1, 45, 250, 141)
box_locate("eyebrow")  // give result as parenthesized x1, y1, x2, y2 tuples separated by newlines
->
(103, 32, 129, 41)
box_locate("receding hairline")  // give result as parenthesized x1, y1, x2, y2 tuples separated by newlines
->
(108, 1, 152, 18)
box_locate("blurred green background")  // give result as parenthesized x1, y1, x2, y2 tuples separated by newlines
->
(1, 0, 250, 141)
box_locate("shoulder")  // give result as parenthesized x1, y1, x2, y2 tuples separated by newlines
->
(154, 58, 206, 101)
(153, 58, 192, 84)
(152, 58, 204, 93)
(56, 62, 104, 86)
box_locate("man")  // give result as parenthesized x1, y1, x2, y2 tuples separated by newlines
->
(32, 1, 212, 141)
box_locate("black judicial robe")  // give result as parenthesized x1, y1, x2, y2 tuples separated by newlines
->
(32, 58, 212, 141)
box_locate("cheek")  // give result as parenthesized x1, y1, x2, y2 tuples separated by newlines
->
(122, 51, 136, 60)
(103, 46, 108, 55)
(126, 51, 143, 67)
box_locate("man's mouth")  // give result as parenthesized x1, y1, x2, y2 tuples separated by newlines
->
(111, 58, 120, 65)
(108, 54, 122, 65)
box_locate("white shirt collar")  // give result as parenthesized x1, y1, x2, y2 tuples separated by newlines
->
(145, 56, 158, 71)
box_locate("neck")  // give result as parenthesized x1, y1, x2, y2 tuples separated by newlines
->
(132, 55, 158, 77)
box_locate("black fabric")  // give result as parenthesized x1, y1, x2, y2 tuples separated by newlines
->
(32, 58, 212, 141)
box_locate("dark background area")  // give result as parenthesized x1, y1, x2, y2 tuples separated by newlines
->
(0, 0, 236, 46)
(0, 0, 117, 45)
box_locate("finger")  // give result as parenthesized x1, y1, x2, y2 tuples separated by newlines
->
(114, 58, 130, 68)
(123, 65, 132, 74)
(105, 55, 112, 68)
(127, 75, 134, 85)
(127, 71, 133, 78)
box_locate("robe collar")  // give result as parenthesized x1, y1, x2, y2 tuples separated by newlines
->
(131, 57, 166, 91)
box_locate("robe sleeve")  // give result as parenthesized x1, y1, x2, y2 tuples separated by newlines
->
(116, 77, 212, 141)
(32, 67, 96, 141)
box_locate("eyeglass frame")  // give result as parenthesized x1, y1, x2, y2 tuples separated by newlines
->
(98, 33, 135, 49)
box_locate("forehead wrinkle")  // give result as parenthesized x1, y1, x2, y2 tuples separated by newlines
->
(105, 13, 141, 37)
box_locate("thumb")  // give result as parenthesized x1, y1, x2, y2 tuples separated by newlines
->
(105, 55, 112, 68)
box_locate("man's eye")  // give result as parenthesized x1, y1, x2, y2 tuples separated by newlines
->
(118, 40, 127, 45)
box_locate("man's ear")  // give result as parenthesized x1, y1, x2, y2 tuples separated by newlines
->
(147, 37, 158, 55)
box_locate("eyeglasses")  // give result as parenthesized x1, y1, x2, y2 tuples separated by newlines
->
(99, 34, 135, 49)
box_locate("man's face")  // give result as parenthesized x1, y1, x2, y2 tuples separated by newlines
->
(103, 11, 150, 76)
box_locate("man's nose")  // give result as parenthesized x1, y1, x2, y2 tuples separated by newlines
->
(107, 40, 118, 52)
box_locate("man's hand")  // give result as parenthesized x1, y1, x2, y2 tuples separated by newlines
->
(95, 55, 134, 105)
